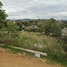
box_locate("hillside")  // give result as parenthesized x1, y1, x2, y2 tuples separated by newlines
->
(0, 47, 63, 67)
(0, 31, 67, 66)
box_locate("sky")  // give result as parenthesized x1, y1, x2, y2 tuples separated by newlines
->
(0, 0, 67, 20)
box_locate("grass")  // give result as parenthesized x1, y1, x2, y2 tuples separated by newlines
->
(29, 57, 31, 60)
(0, 31, 58, 50)
(0, 31, 67, 66)
(0, 44, 67, 66)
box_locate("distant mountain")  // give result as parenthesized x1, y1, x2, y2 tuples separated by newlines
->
(8, 18, 48, 21)
(17, 19, 34, 21)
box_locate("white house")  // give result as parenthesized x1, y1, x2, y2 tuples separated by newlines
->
(22, 24, 25, 28)
(62, 27, 67, 36)
(32, 25, 38, 28)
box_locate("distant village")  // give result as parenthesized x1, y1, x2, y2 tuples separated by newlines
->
(7, 19, 67, 36)
(7, 19, 42, 29)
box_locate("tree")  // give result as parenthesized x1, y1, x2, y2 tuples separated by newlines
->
(0, 1, 3, 7)
(0, 22, 20, 43)
(7, 22, 19, 33)
(0, 1, 8, 29)
(40, 18, 62, 37)
(0, 1, 19, 39)
(22, 21, 30, 27)
(16, 22, 22, 31)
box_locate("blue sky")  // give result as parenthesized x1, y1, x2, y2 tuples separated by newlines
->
(1, 0, 67, 20)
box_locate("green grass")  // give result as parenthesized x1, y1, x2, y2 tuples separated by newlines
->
(29, 57, 31, 60)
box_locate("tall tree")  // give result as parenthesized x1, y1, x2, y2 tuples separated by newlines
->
(0, 1, 8, 29)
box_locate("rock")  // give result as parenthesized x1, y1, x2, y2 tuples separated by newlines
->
(24, 53, 26, 55)
(19, 53, 21, 56)
(40, 59, 45, 62)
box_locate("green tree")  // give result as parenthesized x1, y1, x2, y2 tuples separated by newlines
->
(22, 21, 30, 27)
(7, 22, 19, 33)
(0, 1, 8, 29)
(16, 22, 22, 31)
(0, 1, 19, 39)
(0, 1, 3, 7)
(41, 18, 62, 37)
(0, 22, 20, 43)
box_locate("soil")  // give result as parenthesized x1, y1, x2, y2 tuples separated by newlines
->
(0, 47, 63, 67)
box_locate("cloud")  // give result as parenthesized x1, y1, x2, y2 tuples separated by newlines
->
(1, 0, 67, 20)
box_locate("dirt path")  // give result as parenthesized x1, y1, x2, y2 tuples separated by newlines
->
(0, 47, 63, 67)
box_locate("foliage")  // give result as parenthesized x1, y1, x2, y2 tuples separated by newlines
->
(7, 22, 19, 32)
(26, 28, 30, 32)
(1, 27, 7, 31)
(0, 22, 19, 36)
(0, 31, 67, 66)
(16, 22, 22, 31)
(0, 1, 3, 6)
(62, 20, 67, 24)
(40, 18, 62, 37)
(60, 24, 67, 29)
(22, 21, 30, 26)
(61, 36, 67, 52)
(0, 2, 19, 38)
(0, 1, 8, 29)
(30, 28, 38, 32)
(44, 45, 67, 66)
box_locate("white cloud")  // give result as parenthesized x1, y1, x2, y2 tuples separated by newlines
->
(0, 0, 67, 20)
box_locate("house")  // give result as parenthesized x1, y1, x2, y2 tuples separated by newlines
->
(12, 20, 16, 24)
(62, 27, 67, 36)
(22, 20, 29, 22)
(33, 22, 35, 24)
(22, 24, 25, 28)
(16, 20, 21, 23)
(32, 25, 38, 28)
(37, 22, 41, 25)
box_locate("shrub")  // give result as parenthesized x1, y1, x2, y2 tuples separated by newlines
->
(61, 35, 67, 52)
(43, 44, 67, 66)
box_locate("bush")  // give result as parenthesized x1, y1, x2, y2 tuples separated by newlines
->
(61, 35, 67, 52)
(30, 28, 38, 32)
(43, 44, 67, 66)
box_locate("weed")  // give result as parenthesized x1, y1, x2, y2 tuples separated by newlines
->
(40, 60, 42, 62)
(29, 57, 31, 60)
(13, 51, 17, 54)
(42, 39, 47, 44)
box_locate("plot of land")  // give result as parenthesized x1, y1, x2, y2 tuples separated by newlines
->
(0, 47, 63, 67)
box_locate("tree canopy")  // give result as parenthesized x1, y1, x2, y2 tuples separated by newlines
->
(0, 1, 19, 37)
(0, 1, 3, 7)
(0, 1, 8, 29)
(39, 18, 62, 37)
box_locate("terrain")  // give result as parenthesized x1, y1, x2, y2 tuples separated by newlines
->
(0, 47, 63, 67)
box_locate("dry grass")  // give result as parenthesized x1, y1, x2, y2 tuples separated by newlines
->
(0, 31, 67, 66)
(0, 31, 66, 54)
(0, 31, 62, 50)
(17, 31, 59, 51)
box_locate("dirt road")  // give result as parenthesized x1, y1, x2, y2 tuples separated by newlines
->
(0, 47, 62, 67)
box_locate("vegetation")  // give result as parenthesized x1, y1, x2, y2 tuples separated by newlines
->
(16, 21, 22, 31)
(38, 18, 62, 37)
(0, 1, 20, 42)
(0, 32, 67, 66)
(0, 1, 67, 66)
(0, 1, 8, 29)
